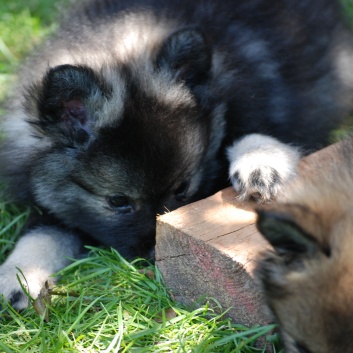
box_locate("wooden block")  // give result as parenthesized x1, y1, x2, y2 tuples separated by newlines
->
(155, 187, 270, 326)
(155, 144, 335, 327)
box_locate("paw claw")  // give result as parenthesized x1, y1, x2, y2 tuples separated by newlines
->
(227, 134, 300, 202)
(8, 290, 30, 310)
(231, 166, 282, 202)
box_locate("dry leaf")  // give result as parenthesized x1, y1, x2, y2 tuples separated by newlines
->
(32, 280, 52, 322)
(154, 307, 177, 323)
(138, 268, 156, 280)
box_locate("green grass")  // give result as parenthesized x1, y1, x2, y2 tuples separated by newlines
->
(0, 0, 61, 69)
(0, 1, 280, 352)
(0, 247, 278, 352)
(0, 0, 61, 103)
(0, 195, 29, 264)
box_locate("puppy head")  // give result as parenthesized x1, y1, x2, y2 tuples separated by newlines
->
(23, 28, 225, 257)
(256, 202, 353, 353)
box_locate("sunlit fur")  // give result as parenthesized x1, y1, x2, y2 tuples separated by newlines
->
(256, 138, 353, 353)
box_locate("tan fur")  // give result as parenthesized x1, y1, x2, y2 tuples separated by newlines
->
(256, 138, 353, 353)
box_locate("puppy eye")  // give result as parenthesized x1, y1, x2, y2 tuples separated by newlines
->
(106, 194, 133, 213)
(174, 180, 190, 202)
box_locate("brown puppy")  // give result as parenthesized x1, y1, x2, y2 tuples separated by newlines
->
(256, 138, 353, 353)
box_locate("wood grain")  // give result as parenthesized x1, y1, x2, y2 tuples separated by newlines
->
(156, 187, 270, 326)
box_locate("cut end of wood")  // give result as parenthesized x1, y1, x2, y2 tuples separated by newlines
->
(156, 187, 271, 327)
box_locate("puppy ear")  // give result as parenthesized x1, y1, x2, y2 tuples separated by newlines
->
(156, 27, 211, 87)
(27, 65, 105, 146)
(256, 207, 321, 256)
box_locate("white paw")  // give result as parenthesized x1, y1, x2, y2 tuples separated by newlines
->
(0, 227, 82, 310)
(0, 263, 51, 310)
(227, 134, 301, 202)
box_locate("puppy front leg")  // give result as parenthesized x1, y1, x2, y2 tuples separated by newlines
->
(0, 227, 82, 310)
(227, 134, 301, 202)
